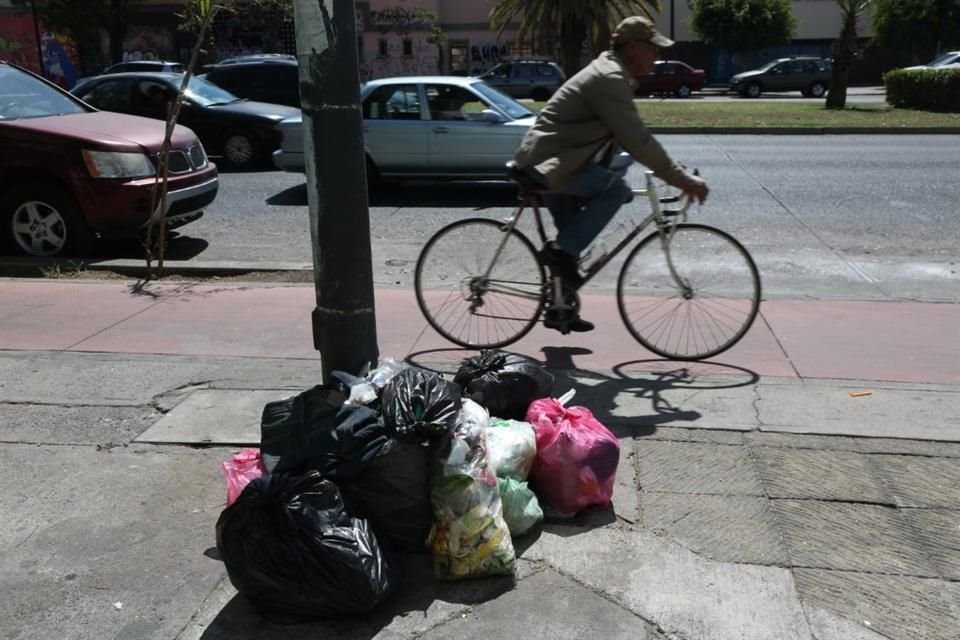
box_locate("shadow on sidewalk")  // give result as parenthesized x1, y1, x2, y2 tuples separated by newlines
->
(267, 180, 518, 208)
(407, 345, 759, 435)
(195, 544, 526, 639)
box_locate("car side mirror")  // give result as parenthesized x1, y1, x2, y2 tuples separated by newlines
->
(480, 109, 507, 123)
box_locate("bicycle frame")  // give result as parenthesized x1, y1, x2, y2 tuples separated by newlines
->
(487, 171, 694, 292)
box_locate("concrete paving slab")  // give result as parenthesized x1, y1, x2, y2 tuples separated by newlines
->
(756, 382, 960, 441)
(524, 528, 813, 640)
(794, 568, 960, 640)
(877, 455, 960, 509)
(752, 447, 891, 503)
(0, 351, 215, 405)
(640, 493, 789, 565)
(745, 428, 960, 457)
(419, 568, 666, 639)
(901, 509, 960, 581)
(802, 604, 893, 640)
(0, 444, 228, 640)
(771, 500, 939, 577)
(137, 389, 289, 445)
(761, 299, 960, 385)
(0, 403, 159, 446)
(635, 439, 766, 496)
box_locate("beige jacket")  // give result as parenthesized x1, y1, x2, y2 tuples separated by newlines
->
(514, 51, 685, 190)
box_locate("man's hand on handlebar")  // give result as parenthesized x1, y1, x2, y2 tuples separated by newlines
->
(678, 172, 709, 205)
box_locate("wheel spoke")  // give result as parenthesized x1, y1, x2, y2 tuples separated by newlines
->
(415, 218, 544, 348)
(618, 224, 760, 360)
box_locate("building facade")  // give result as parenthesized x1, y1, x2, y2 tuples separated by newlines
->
(0, 0, 917, 86)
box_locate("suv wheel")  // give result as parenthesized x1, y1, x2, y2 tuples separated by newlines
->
(808, 81, 827, 98)
(675, 84, 692, 99)
(222, 130, 260, 169)
(531, 87, 551, 102)
(745, 82, 762, 98)
(1, 181, 94, 258)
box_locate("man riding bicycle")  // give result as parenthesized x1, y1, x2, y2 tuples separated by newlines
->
(513, 15, 709, 333)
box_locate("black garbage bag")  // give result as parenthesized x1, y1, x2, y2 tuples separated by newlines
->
(380, 368, 461, 441)
(340, 438, 433, 553)
(215, 472, 400, 623)
(260, 385, 388, 479)
(453, 350, 554, 420)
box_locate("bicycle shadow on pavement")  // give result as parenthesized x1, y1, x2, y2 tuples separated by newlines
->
(406, 346, 759, 435)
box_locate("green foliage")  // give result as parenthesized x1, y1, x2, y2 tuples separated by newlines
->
(689, 0, 797, 52)
(883, 67, 960, 112)
(489, 0, 662, 75)
(872, 0, 960, 57)
(176, 0, 233, 36)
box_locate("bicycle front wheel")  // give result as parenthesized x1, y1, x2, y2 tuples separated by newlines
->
(617, 223, 761, 360)
(415, 218, 545, 349)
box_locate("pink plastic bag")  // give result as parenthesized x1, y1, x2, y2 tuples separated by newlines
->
(525, 391, 620, 515)
(220, 448, 266, 505)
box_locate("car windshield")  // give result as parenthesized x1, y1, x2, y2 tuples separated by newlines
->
(470, 81, 535, 119)
(928, 52, 959, 67)
(183, 75, 241, 106)
(0, 65, 87, 119)
(757, 60, 783, 72)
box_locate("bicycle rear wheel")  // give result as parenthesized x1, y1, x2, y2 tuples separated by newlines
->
(617, 223, 761, 360)
(415, 218, 545, 349)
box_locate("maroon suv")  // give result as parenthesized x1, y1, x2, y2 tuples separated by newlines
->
(0, 61, 218, 258)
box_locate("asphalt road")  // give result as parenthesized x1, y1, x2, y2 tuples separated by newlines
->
(100, 133, 958, 303)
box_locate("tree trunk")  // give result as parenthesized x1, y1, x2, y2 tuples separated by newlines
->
(826, 9, 858, 109)
(108, 23, 127, 64)
(559, 15, 585, 78)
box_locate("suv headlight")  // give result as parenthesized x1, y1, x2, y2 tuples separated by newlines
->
(82, 150, 156, 178)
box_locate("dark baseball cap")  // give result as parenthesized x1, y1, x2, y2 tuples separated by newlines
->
(611, 16, 674, 48)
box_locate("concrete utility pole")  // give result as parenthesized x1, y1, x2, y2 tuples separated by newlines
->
(292, 0, 379, 379)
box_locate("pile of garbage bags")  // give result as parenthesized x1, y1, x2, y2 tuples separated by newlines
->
(215, 350, 620, 623)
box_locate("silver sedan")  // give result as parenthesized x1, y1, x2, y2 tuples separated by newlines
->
(273, 76, 536, 181)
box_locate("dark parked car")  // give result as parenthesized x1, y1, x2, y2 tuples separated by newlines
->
(730, 56, 832, 98)
(71, 72, 299, 169)
(634, 60, 705, 98)
(102, 60, 185, 74)
(213, 53, 297, 66)
(478, 59, 566, 101)
(202, 59, 300, 108)
(0, 61, 217, 258)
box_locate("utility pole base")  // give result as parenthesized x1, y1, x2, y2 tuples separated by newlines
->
(312, 306, 379, 379)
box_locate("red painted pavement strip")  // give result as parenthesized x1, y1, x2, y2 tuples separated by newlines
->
(761, 299, 960, 385)
(0, 280, 157, 351)
(1, 280, 957, 385)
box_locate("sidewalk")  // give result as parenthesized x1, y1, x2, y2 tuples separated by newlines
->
(1, 277, 959, 640)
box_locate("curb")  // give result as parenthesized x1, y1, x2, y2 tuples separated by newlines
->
(0, 258, 312, 279)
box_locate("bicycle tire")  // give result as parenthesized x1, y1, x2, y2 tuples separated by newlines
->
(617, 223, 761, 360)
(415, 218, 546, 349)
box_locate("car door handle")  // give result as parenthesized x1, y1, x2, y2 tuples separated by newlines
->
(433, 127, 449, 133)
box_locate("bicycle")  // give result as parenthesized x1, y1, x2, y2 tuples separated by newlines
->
(414, 162, 761, 360)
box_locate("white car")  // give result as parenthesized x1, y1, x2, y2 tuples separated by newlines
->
(903, 50, 960, 71)
(273, 76, 536, 181)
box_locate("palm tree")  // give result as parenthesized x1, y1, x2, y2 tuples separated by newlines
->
(826, 0, 872, 109)
(490, 0, 662, 78)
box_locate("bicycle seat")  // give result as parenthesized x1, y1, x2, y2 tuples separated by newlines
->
(505, 160, 546, 192)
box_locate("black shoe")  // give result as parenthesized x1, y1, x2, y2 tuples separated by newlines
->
(543, 310, 595, 334)
(539, 242, 584, 290)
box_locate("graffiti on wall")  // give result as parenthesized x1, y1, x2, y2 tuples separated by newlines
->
(0, 16, 79, 87)
(118, 27, 174, 63)
(468, 42, 510, 75)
